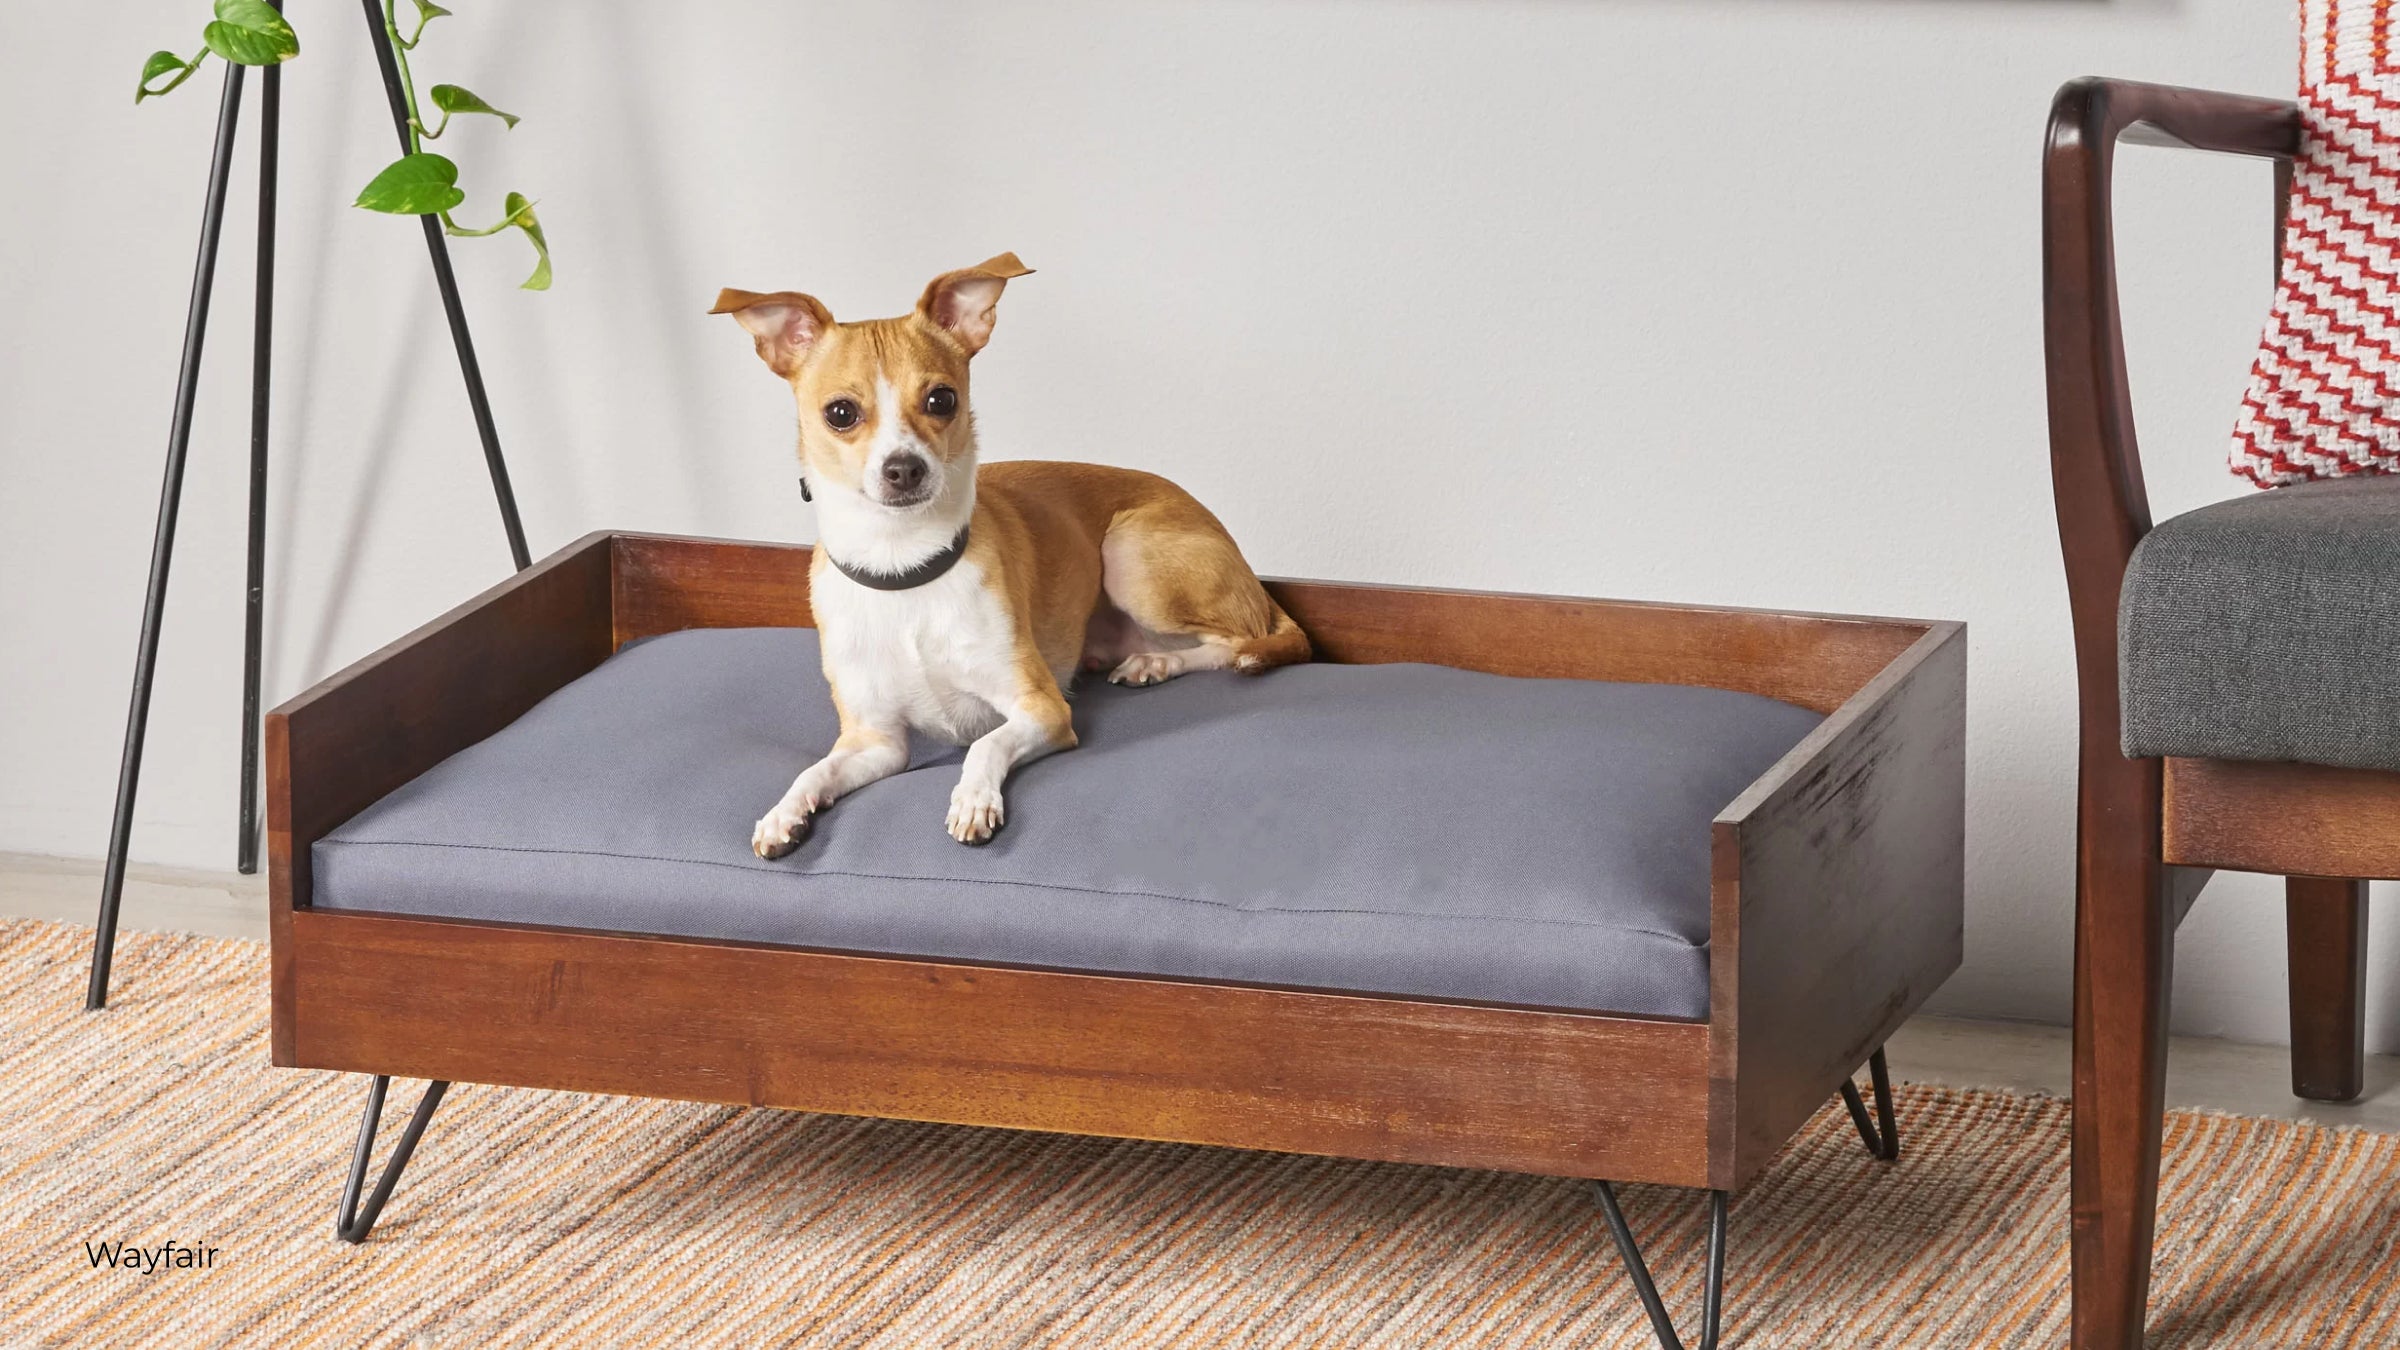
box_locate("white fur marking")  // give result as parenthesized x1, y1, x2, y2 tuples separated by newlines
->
(769, 358, 1070, 842)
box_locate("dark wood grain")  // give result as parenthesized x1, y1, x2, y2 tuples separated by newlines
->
(611, 532, 814, 645)
(2285, 876, 2370, 1103)
(286, 909, 1714, 1185)
(1710, 622, 1967, 1190)
(265, 532, 613, 1061)
(270, 528, 1962, 1207)
(2165, 757, 2400, 879)
(1265, 580, 1927, 715)
(2044, 76, 2301, 1350)
(600, 530, 1929, 713)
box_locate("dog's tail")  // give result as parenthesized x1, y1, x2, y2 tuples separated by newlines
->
(1231, 599, 1312, 674)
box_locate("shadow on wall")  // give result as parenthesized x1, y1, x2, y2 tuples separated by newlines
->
(297, 291, 433, 687)
(263, 74, 375, 726)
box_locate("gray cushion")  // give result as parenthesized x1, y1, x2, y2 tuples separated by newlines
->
(315, 628, 1824, 1019)
(2122, 475, 2400, 773)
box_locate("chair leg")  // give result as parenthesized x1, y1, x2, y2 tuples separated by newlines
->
(1838, 1046, 1902, 1162)
(2070, 810, 2174, 1350)
(1593, 1183, 1727, 1350)
(335, 1076, 449, 1244)
(2286, 876, 2370, 1103)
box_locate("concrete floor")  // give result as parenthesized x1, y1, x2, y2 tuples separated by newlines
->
(10, 850, 2397, 1134)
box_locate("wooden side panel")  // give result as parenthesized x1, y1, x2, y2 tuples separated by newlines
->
(612, 533, 814, 645)
(1713, 622, 1967, 1190)
(2165, 757, 2400, 880)
(265, 533, 615, 1060)
(286, 910, 1714, 1187)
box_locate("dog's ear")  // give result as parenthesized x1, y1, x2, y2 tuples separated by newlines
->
(711, 289, 835, 379)
(915, 253, 1033, 355)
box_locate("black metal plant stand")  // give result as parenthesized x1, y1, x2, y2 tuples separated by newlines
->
(1594, 1047, 1901, 1350)
(84, 0, 530, 1012)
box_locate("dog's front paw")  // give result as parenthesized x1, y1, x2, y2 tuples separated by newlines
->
(1108, 652, 1178, 687)
(946, 782, 1005, 845)
(752, 804, 814, 860)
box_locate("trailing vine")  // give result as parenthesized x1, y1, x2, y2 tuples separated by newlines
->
(139, 0, 551, 290)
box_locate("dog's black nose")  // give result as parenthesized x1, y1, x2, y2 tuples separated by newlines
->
(882, 456, 928, 493)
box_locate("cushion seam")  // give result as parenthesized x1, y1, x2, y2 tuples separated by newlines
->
(314, 837, 1711, 948)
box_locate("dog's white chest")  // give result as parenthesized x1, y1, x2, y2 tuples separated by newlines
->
(813, 561, 1017, 745)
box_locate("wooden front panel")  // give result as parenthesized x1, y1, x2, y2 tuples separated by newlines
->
(2164, 756, 2400, 880)
(286, 910, 1714, 1187)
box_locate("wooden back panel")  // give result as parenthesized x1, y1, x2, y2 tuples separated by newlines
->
(606, 532, 1928, 714)
(613, 533, 813, 646)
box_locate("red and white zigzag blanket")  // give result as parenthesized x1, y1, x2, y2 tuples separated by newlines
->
(2234, 0, 2400, 485)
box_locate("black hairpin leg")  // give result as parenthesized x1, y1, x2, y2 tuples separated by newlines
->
(86, 61, 247, 1012)
(1595, 1183, 1728, 1350)
(336, 1076, 449, 1244)
(1837, 1046, 1901, 1162)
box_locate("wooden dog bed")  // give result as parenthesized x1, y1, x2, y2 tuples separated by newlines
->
(268, 530, 1963, 1347)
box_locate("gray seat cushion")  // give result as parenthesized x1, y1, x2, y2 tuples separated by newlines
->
(315, 628, 1824, 1019)
(2121, 475, 2400, 773)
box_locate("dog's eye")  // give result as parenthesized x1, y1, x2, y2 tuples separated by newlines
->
(923, 386, 958, 418)
(822, 398, 861, 431)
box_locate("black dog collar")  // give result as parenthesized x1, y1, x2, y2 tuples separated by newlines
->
(826, 526, 972, 591)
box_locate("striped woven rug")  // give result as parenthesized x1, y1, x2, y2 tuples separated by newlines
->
(2, 919, 2394, 1348)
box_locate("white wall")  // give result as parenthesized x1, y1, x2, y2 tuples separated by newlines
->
(6, 0, 2391, 1051)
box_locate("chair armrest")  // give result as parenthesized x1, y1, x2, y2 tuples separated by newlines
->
(2054, 77, 2300, 159)
(2041, 78, 2298, 757)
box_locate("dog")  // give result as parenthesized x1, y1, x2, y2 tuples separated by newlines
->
(713, 254, 1310, 854)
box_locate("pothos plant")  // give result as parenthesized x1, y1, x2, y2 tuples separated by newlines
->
(137, 0, 552, 290)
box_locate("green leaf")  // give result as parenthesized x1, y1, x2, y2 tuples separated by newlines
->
(354, 152, 464, 215)
(397, 0, 449, 48)
(140, 49, 189, 84)
(201, 0, 299, 66)
(136, 49, 199, 103)
(505, 193, 552, 291)
(431, 85, 520, 130)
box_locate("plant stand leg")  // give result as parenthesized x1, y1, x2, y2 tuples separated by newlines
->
(355, 0, 532, 573)
(237, 11, 281, 877)
(1837, 1046, 1902, 1162)
(1594, 1183, 1728, 1350)
(336, 1076, 450, 1244)
(87, 61, 247, 1012)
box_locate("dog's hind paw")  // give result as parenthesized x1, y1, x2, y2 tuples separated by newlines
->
(1107, 652, 1179, 686)
(946, 783, 1005, 845)
(752, 807, 812, 860)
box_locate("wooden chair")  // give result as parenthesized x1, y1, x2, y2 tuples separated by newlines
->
(2044, 77, 2389, 1349)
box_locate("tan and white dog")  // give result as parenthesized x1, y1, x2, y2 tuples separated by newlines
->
(713, 254, 1309, 854)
